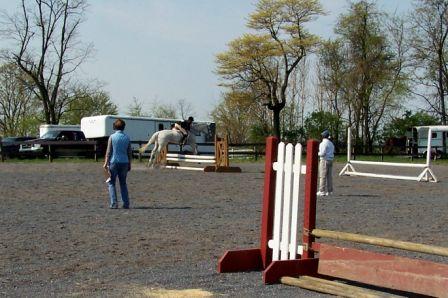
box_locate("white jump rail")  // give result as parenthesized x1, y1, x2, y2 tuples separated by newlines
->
(164, 165, 209, 171)
(266, 142, 306, 261)
(164, 153, 216, 171)
(339, 127, 439, 182)
(160, 136, 241, 173)
(166, 153, 216, 164)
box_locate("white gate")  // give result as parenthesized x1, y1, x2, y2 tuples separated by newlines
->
(267, 142, 306, 261)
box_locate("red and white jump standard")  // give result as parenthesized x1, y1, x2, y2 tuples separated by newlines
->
(218, 137, 448, 297)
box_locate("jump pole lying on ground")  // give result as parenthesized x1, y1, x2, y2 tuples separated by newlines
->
(218, 137, 448, 297)
(339, 126, 438, 182)
(162, 135, 241, 173)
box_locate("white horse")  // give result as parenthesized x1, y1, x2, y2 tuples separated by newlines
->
(139, 130, 197, 167)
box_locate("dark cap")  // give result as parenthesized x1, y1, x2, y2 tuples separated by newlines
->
(321, 129, 330, 138)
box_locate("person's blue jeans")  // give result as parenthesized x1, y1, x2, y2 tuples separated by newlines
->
(108, 162, 129, 208)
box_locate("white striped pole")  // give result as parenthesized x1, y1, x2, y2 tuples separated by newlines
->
(347, 126, 352, 162)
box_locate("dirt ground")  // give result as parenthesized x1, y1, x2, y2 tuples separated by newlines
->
(1, 159, 448, 297)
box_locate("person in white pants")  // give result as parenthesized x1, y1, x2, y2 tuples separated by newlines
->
(317, 129, 335, 197)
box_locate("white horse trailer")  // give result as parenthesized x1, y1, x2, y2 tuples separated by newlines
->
(80, 115, 215, 154)
(410, 126, 448, 156)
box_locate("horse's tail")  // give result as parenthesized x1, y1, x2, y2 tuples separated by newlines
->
(139, 131, 158, 153)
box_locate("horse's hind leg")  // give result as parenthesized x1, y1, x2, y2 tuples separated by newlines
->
(147, 149, 155, 167)
(147, 143, 159, 168)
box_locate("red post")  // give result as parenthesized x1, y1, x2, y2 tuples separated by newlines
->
(302, 139, 319, 259)
(260, 136, 279, 268)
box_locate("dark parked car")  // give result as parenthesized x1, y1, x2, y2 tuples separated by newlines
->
(1, 136, 36, 158)
(20, 130, 93, 158)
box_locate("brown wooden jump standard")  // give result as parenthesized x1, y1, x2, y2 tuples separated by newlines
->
(218, 137, 448, 297)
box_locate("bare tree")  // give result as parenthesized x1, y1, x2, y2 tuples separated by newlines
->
(280, 60, 310, 143)
(409, 0, 448, 125)
(0, 63, 40, 135)
(127, 97, 148, 117)
(1, 0, 92, 124)
(150, 99, 177, 119)
(317, 1, 408, 153)
(177, 99, 195, 120)
(211, 89, 270, 143)
(60, 82, 118, 125)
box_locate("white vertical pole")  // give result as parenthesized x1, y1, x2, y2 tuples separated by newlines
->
(426, 128, 432, 166)
(347, 127, 352, 162)
(272, 142, 285, 262)
(280, 144, 294, 260)
(289, 144, 302, 259)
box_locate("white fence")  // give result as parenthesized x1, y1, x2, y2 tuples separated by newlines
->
(267, 142, 306, 261)
(339, 127, 438, 182)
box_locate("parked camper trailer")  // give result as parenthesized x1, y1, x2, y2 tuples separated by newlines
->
(80, 115, 215, 154)
(407, 126, 448, 157)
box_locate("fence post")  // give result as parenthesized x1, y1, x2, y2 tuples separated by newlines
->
(48, 145, 53, 162)
(302, 139, 319, 259)
(260, 136, 279, 268)
(94, 143, 98, 162)
(0, 139, 4, 162)
(138, 142, 142, 162)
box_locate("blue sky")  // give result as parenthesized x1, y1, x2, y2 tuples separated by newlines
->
(0, 0, 413, 121)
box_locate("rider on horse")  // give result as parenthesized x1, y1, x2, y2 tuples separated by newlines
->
(172, 116, 194, 145)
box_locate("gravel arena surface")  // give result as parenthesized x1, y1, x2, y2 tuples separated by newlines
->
(1, 159, 448, 297)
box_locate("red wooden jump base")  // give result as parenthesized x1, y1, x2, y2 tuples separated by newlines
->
(218, 137, 448, 297)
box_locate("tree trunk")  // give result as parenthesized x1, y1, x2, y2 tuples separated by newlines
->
(439, 52, 447, 153)
(273, 107, 281, 138)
